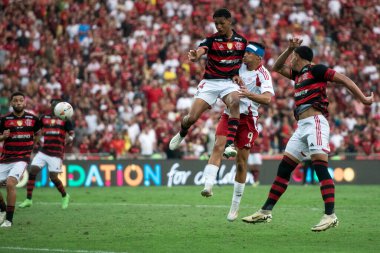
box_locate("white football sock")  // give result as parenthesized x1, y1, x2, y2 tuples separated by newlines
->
(203, 164, 219, 190)
(230, 181, 245, 210)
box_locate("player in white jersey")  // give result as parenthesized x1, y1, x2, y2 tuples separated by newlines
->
(200, 42, 275, 222)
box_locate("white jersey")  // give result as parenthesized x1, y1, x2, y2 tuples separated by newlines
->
(225, 64, 274, 116)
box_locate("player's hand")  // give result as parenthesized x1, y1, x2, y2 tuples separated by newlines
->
(65, 136, 74, 146)
(2, 129, 10, 138)
(362, 92, 374, 105)
(238, 86, 250, 98)
(188, 50, 198, 62)
(232, 75, 244, 87)
(289, 38, 303, 49)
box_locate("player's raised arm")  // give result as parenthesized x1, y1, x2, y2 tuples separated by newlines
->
(332, 72, 374, 105)
(272, 37, 303, 79)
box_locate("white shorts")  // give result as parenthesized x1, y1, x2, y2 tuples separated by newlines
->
(285, 115, 330, 162)
(194, 79, 239, 106)
(248, 153, 262, 165)
(0, 161, 28, 183)
(31, 152, 62, 173)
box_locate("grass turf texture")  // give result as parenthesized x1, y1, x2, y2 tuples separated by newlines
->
(0, 185, 379, 253)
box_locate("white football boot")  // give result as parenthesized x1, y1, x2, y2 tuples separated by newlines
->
(227, 205, 239, 222)
(0, 212, 5, 224)
(0, 220, 12, 228)
(242, 209, 272, 223)
(169, 133, 184, 150)
(223, 144, 237, 158)
(311, 213, 338, 232)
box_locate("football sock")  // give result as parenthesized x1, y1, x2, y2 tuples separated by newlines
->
(252, 169, 260, 182)
(6, 205, 14, 222)
(179, 122, 190, 138)
(262, 156, 298, 210)
(226, 118, 239, 146)
(0, 197, 6, 212)
(231, 181, 245, 208)
(26, 174, 37, 200)
(313, 160, 335, 215)
(51, 178, 67, 197)
(203, 164, 219, 190)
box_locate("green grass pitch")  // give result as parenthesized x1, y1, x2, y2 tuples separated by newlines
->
(1, 185, 379, 253)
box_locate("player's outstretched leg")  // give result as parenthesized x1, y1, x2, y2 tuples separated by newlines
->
(227, 182, 245, 222)
(51, 176, 69, 209)
(201, 164, 219, 197)
(311, 160, 338, 232)
(242, 155, 297, 224)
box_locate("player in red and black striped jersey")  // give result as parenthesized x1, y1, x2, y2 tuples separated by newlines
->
(242, 38, 373, 232)
(0, 92, 41, 227)
(198, 28, 247, 80)
(170, 8, 247, 158)
(19, 99, 74, 210)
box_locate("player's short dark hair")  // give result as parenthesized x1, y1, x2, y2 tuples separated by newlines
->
(50, 98, 64, 105)
(10, 91, 25, 100)
(50, 98, 64, 108)
(213, 8, 232, 19)
(294, 46, 313, 62)
(249, 41, 265, 50)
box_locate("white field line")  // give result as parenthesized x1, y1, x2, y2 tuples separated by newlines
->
(0, 247, 127, 253)
(31, 201, 321, 211)
(36, 201, 232, 208)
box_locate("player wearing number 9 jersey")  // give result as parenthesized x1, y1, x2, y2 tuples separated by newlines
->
(200, 42, 274, 222)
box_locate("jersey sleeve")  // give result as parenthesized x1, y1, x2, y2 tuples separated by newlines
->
(259, 69, 275, 95)
(311, 64, 336, 81)
(198, 37, 213, 53)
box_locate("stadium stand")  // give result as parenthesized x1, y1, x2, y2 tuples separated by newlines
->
(0, 0, 378, 159)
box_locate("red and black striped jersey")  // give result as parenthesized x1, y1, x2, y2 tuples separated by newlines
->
(199, 30, 247, 79)
(291, 64, 336, 119)
(0, 112, 41, 163)
(39, 115, 74, 159)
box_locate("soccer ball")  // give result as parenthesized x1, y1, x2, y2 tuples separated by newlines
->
(54, 102, 74, 120)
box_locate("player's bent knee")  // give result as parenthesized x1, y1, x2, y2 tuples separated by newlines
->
(29, 166, 41, 175)
(6, 177, 17, 188)
(49, 173, 59, 180)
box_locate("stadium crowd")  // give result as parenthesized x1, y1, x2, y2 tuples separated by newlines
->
(0, 0, 379, 159)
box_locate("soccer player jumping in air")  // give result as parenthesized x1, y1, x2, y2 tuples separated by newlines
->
(242, 38, 373, 231)
(201, 42, 274, 222)
(169, 8, 247, 158)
